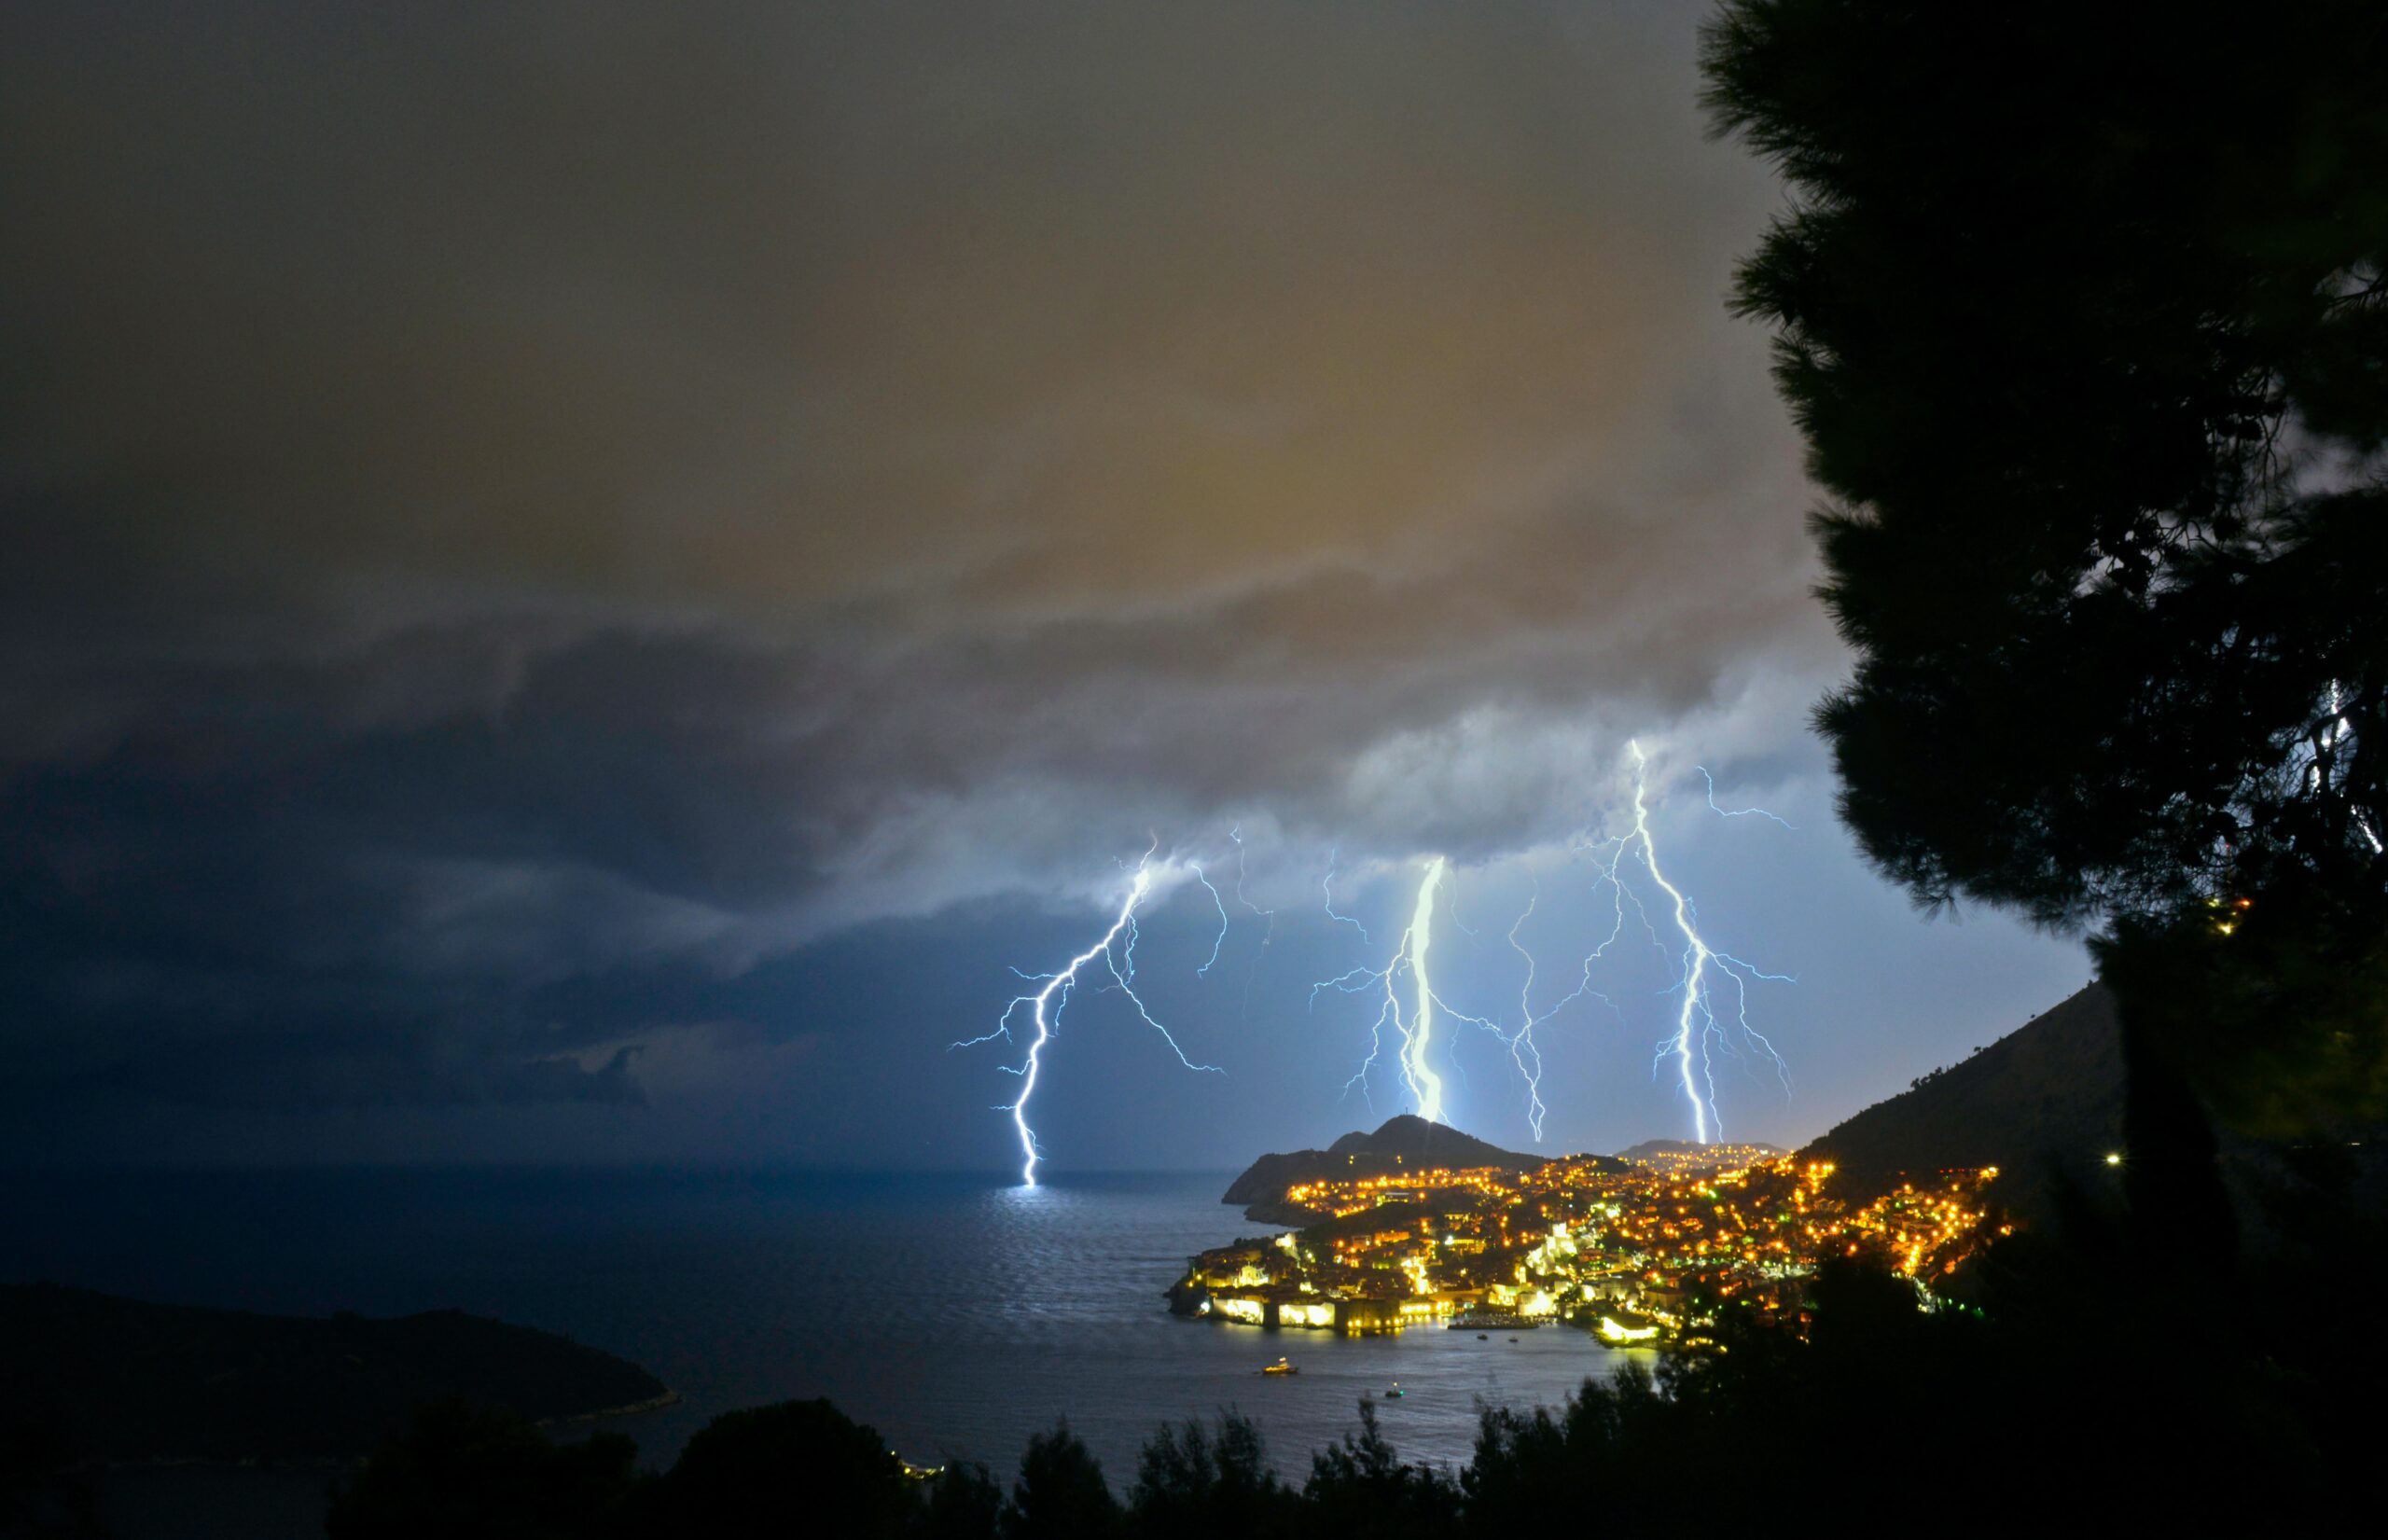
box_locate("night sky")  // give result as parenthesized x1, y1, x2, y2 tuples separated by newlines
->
(0, 2, 2090, 1172)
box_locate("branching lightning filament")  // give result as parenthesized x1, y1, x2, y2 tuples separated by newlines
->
(1495, 746, 1795, 1145)
(974, 752, 1789, 1173)
(1313, 855, 1509, 1126)
(1322, 848, 1369, 945)
(1625, 741, 1793, 1143)
(952, 848, 1222, 1186)
(1398, 857, 1450, 1123)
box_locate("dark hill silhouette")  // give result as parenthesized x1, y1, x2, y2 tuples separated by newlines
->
(1223, 1116, 1567, 1223)
(0, 1283, 672, 1461)
(1800, 984, 2125, 1217)
(1323, 1114, 1536, 1167)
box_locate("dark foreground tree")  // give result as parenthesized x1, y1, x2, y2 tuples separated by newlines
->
(646, 1397, 914, 1539)
(1130, 1410, 1295, 1540)
(313, 1294, 2380, 1539)
(1701, 1, 2388, 1191)
(1465, 1253, 2360, 1533)
(999, 1422, 1122, 1540)
(0, 1415, 102, 1540)
(324, 1401, 638, 1540)
(918, 1460, 1004, 1540)
(1301, 1401, 1457, 1540)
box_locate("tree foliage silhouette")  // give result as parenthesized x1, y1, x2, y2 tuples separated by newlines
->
(1301, 1400, 1458, 1540)
(1130, 1409, 1295, 1540)
(324, 1400, 637, 1540)
(1702, 0, 2388, 1137)
(1000, 1421, 1122, 1540)
(648, 1397, 913, 1540)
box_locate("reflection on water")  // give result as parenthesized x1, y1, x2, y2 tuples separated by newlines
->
(9, 1168, 1636, 1538)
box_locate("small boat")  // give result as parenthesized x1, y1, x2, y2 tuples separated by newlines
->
(1261, 1356, 1298, 1376)
(1508, 1337, 1520, 1343)
(1476, 1333, 1488, 1340)
(1385, 1382, 1406, 1399)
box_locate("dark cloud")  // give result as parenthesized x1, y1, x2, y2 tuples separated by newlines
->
(0, 4, 2080, 1160)
(3, 3, 1784, 614)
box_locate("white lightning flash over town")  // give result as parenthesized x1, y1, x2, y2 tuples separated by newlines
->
(1312, 855, 1452, 1121)
(1312, 854, 1521, 1127)
(965, 748, 1796, 1178)
(1495, 742, 1796, 1144)
(1396, 856, 1451, 1123)
(1306, 744, 1797, 1147)
(1621, 741, 1795, 1142)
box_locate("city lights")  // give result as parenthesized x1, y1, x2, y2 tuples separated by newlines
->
(1181, 1149, 2005, 1343)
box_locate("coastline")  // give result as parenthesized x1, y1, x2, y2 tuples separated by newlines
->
(66, 1388, 683, 1474)
(545, 1389, 684, 1426)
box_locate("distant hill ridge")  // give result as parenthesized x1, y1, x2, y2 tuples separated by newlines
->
(1224, 987, 2129, 1228)
(1320, 1114, 1538, 1168)
(1225, 1115, 1595, 1223)
(1616, 1138, 1785, 1162)
(1799, 983, 2124, 1216)
(0, 1283, 673, 1461)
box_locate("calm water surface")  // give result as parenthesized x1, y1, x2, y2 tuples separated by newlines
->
(8, 1169, 1639, 1536)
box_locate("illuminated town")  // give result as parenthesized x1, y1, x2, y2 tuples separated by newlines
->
(1173, 1149, 2004, 1345)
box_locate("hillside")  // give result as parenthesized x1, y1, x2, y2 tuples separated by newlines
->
(1223, 1115, 1557, 1223)
(0, 1283, 673, 1461)
(1801, 983, 2125, 1216)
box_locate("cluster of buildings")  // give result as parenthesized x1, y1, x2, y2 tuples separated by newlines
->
(1622, 1142, 1786, 1178)
(1175, 1149, 2005, 1345)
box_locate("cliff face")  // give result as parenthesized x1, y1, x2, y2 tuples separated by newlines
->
(1222, 1115, 1556, 1221)
(1800, 983, 2125, 1216)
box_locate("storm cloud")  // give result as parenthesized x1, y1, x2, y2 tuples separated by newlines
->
(0, 4, 2077, 1160)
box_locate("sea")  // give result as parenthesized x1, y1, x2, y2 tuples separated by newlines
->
(6, 1169, 1640, 1539)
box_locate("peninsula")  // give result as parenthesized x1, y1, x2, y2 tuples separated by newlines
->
(1171, 988, 2138, 1343)
(1177, 1139, 1997, 1342)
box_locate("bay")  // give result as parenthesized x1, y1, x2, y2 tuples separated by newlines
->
(7, 1169, 1638, 1537)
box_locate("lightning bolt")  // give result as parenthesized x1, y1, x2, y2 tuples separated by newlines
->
(1497, 840, 1639, 1142)
(1623, 740, 1794, 1144)
(1399, 856, 1451, 1123)
(1700, 766, 1798, 830)
(1313, 854, 1493, 1124)
(1492, 748, 1794, 1145)
(952, 847, 1223, 1186)
(1229, 822, 1278, 1019)
(1631, 747, 1719, 1141)
(1506, 886, 1547, 1140)
(1321, 848, 1369, 945)
(1190, 862, 1230, 978)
